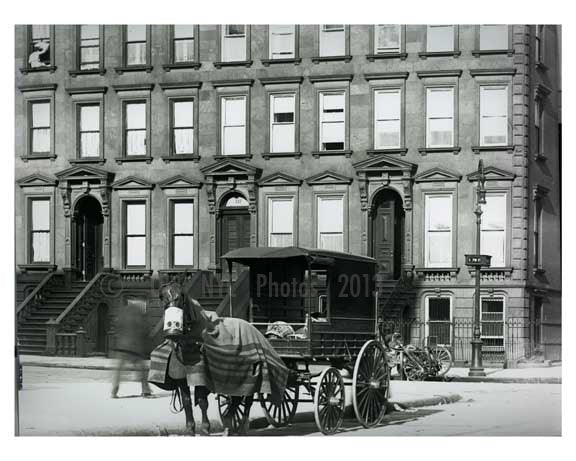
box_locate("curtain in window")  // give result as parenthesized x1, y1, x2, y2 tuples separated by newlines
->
(318, 196, 344, 251)
(126, 103, 146, 156)
(427, 88, 454, 147)
(222, 25, 246, 61)
(269, 198, 293, 247)
(320, 25, 345, 56)
(173, 25, 195, 62)
(426, 194, 452, 267)
(376, 25, 400, 53)
(320, 93, 345, 149)
(481, 194, 506, 267)
(32, 102, 50, 153)
(80, 105, 100, 157)
(270, 25, 295, 58)
(173, 101, 194, 154)
(31, 200, 50, 263)
(126, 203, 146, 266)
(271, 95, 295, 152)
(173, 202, 194, 266)
(222, 97, 246, 155)
(375, 89, 401, 148)
(480, 86, 508, 146)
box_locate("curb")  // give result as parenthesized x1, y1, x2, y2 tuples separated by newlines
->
(19, 393, 462, 436)
(443, 376, 561, 384)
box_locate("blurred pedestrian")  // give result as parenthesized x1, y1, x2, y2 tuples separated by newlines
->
(111, 299, 152, 398)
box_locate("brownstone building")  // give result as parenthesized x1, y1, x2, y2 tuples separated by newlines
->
(15, 25, 561, 364)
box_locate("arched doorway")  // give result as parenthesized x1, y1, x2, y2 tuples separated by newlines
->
(218, 192, 250, 278)
(371, 188, 404, 280)
(73, 195, 103, 281)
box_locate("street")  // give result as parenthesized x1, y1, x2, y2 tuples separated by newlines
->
(18, 366, 561, 436)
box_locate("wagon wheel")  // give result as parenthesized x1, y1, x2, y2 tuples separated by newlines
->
(402, 353, 426, 381)
(431, 346, 453, 377)
(352, 340, 390, 428)
(258, 382, 299, 427)
(313, 367, 345, 435)
(217, 394, 253, 435)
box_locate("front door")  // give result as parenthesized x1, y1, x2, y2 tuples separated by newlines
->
(74, 196, 103, 281)
(219, 194, 251, 279)
(372, 191, 403, 279)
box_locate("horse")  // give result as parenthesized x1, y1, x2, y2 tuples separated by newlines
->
(149, 281, 289, 436)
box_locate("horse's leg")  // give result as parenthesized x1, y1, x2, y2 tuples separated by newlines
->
(195, 386, 211, 436)
(180, 384, 195, 435)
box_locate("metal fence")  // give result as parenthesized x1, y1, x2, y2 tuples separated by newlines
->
(380, 317, 538, 364)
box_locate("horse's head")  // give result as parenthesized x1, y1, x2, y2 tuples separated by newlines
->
(160, 282, 187, 337)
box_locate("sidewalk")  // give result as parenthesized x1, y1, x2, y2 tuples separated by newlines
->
(20, 355, 563, 383)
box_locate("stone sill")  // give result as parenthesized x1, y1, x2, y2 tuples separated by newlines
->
(213, 154, 253, 161)
(366, 53, 407, 61)
(21, 154, 57, 162)
(472, 145, 514, 154)
(213, 60, 253, 69)
(69, 68, 106, 77)
(115, 269, 153, 275)
(261, 58, 302, 66)
(418, 147, 461, 155)
(115, 156, 153, 164)
(311, 55, 353, 63)
(415, 267, 460, 281)
(69, 158, 106, 165)
(419, 51, 461, 59)
(161, 154, 200, 163)
(163, 62, 202, 71)
(20, 66, 57, 74)
(312, 150, 353, 158)
(468, 267, 513, 280)
(18, 264, 57, 273)
(367, 148, 408, 156)
(262, 152, 302, 160)
(472, 49, 514, 57)
(114, 65, 153, 74)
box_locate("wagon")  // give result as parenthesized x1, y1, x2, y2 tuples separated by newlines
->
(218, 247, 390, 435)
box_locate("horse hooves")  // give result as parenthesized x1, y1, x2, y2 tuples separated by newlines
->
(200, 423, 211, 436)
(186, 423, 196, 436)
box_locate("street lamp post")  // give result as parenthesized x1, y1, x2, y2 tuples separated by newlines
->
(468, 160, 487, 377)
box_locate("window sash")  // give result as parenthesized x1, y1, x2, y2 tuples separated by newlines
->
(427, 297, 452, 345)
(480, 298, 504, 344)
(320, 92, 346, 150)
(125, 26, 147, 65)
(30, 199, 50, 263)
(374, 89, 401, 149)
(270, 94, 296, 152)
(124, 102, 147, 156)
(317, 195, 344, 250)
(481, 194, 507, 267)
(269, 25, 295, 59)
(425, 194, 453, 267)
(172, 100, 194, 154)
(222, 25, 247, 61)
(222, 96, 246, 155)
(480, 86, 508, 146)
(172, 201, 194, 266)
(427, 25, 455, 52)
(426, 88, 454, 148)
(375, 25, 401, 53)
(479, 25, 508, 50)
(268, 198, 294, 247)
(79, 25, 100, 69)
(320, 25, 345, 56)
(125, 203, 146, 267)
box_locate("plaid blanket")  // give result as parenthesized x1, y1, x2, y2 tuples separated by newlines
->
(202, 317, 288, 402)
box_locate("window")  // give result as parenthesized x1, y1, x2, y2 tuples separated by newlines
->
(535, 98, 543, 153)
(222, 25, 247, 62)
(79, 25, 100, 70)
(268, 197, 294, 247)
(172, 25, 195, 63)
(426, 87, 454, 148)
(425, 194, 453, 268)
(480, 86, 508, 146)
(28, 25, 51, 68)
(171, 201, 194, 266)
(375, 25, 401, 54)
(374, 89, 401, 149)
(269, 25, 295, 59)
(30, 101, 51, 155)
(535, 25, 543, 64)
(479, 25, 508, 50)
(221, 96, 247, 155)
(270, 94, 295, 152)
(481, 193, 506, 267)
(320, 25, 345, 56)
(319, 92, 345, 151)
(79, 104, 100, 158)
(427, 25, 454, 52)
(317, 195, 344, 251)
(29, 199, 50, 263)
(534, 200, 543, 270)
(124, 101, 147, 156)
(426, 297, 452, 346)
(171, 100, 194, 155)
(125, 25, 147, 66)
(125, 202, 146, 267)
(481, 297, 505, 355)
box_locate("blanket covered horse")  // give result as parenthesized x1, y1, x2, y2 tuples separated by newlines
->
(148, 282, 288, 435)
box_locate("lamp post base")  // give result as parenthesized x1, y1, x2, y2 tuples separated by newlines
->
(468, 338, 486, 377)
(468, 367, 487, 377)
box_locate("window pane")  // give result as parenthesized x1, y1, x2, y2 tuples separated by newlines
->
(127, 42, 146, 65)
(272, 124, 295, 152)
(32, 232, 50, 262)
(32, 102, 50, 127)
(127, 237, 146, 266)
(320, 26, 345, 56)
(375, 120, 400, 148)
(428, 298, 451, 321)
(223, 97, 246, 125)
(81, 105, 99, 131)
(427, 25, 454, 52)
(270, 199, 293, 233)
(427, 88, 453, 118)
(174, 39, 194, 62)
(482, 195, 506, 230)
(81, 133, 100, 157)
(126, 103, 146, 129)
(319, 234, 343, 251)
(81, 25, 99, 39)
(226, 25, 245, 35)
(480, 25, 508, 50)
(32, 129, 50, 153)
(174, 236, 194, 265)
(81, 47, 99, 67)
(223, 35, 246, 61)
(427, 195, 452, 231)
(375, 90, 400, 120)
(127, 25, 146, 41)
(428, 232, 451, 266)
(481, 87, 507, 116)
(321, 93, 345, 122)
(270, 25, 295, 58)
(32, 200, 50, 230)
(428, 118, 453, 146)
(174, 128, 193, 154)
(127, 203, 145, 234)
(376, 25, 400, 52)
(321, 122, 345, 143)
(127, 131, 146, 155)
(273, 94, 295, 115)
(32, 25, 50, 39)
(174, 202, 193, 234)
(174, 25, 194, 38)
(481, 232, 505, 267)
(174, 101, 194, 127)
(270, 233, 293, 247)
(318, 197, 343, 233)
(481, 117, 507, 145)
(223, 126, 246, 155)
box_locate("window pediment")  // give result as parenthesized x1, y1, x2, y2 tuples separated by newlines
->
(306, 170, 353, 186)
(55, 165, 113, 183)
(201, 159, 261, 179)
(112, 176, 155, 190)
(414, 167, 462, 183)
(353, 155, 417, 175)
(17, 173, 58, 187)
(258, 172, 302, 187)
(158, 176, 202, 190)
(467, 166, 516, 182)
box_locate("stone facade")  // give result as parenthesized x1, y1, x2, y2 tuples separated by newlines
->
(15, 25, 561, 361)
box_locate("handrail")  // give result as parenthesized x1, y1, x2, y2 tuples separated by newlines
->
(16, 271, 57, 316)
(54, 272, 105, 325)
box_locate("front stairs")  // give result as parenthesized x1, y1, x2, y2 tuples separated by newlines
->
(17, 280, 88, 355)
(376, 276, 416, 323)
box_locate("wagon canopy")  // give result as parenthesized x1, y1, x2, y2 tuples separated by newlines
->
(221, 246, 377, 268)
